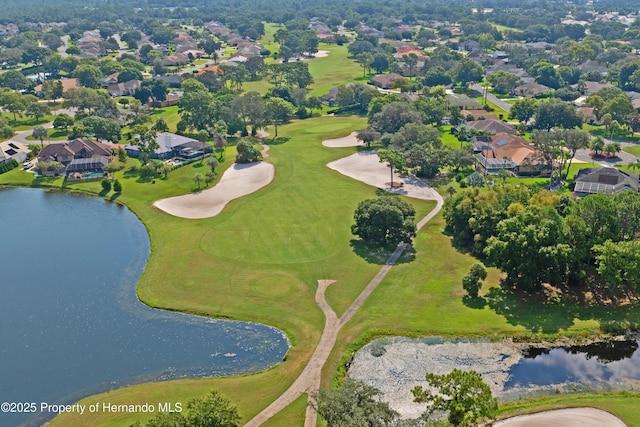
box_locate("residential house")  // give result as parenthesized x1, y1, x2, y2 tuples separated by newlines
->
(154, 74, 186, 88)
(574, 167, 640, 196)
(445, 93, 483, 110)
(34, 78, 81, 97)
(124, 132, 212, 160)
(107, 79, 141, 97)
(463, 119, 518, 134)
(574, 81, 613, 96)
(0, 140, 29, 164)
(148, 91, 183, 108)
(473, 132, 548, 176)
(99, 73, 120, 86)
(577, 106, 598, 125)
(458, 40, 481, 52)
(513, 82, 551, 97)
(578, 60, 608, 77)
(37, 139, 113, 176)
(371, 73, 403, 89)
(461, 109, 499, 121)
(626, 91, 640, 110)
(160, 54, 190, 66)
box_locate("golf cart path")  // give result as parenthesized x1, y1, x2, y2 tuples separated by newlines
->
(244, 137, 444, 427)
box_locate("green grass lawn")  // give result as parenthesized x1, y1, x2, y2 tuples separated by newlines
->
(242, 42, 362, 97)
(307, 43, 362, 97)
(623, 145, 640, 157)
(24, 128, 69, 141)
(1, 113, 54, 131)
(4, 114, 640, 426)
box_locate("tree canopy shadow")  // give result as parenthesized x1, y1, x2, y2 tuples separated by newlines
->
(350, 239, 415, 265)
(265, 136, 290, 145)
(462, 295, 487, 309)
(484, 286, 577, 333)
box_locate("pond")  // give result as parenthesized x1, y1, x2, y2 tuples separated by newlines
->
(0, 188, 289, 427)
(349, 336, 640, 420)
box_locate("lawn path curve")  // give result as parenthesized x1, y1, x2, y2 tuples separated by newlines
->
(245, 168, 444, 426)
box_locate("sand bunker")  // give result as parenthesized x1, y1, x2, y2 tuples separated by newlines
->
(322, 131, 360, 147)
(314, 50, 329, 58)
(327, 151, 440, 201)
(494, 408, 626, 427)
(153, 162, 274, 219)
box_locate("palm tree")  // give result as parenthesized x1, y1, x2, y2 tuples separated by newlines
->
(32, 126, 48, 147)
(193, 173, 205, 190)
(591, 137, 605, 156)
(497, 169, 511, 185)
(446, 186, 456, 197)
(207, 157, 219, 173)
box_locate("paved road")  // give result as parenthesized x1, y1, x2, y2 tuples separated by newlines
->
(245, 191, 445, 427)
(471, 83, 512, 112)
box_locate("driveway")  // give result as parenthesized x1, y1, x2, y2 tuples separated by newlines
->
(471, 84, 512, 112)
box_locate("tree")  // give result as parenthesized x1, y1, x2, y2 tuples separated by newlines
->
(1, 70, 30, 90)
(0, 91, 28, 121)
(185, 390, 240, 427)
(132, 390, 239, 427)
(207, 157, 219, 173)
(72, 64, 103, 88)
(193, 173, 205, 190)
(452, 58, 484, 88)
(594, 240, 640, 299)
(42, 80, 63, 102)
(486, 71, 521, 95)
(371, 54, 390, 74)
(265, 97, 295, 137)
(377, 149, 405, 187)
(591, 136, 605, 156)
(352, 195, 416, 247)
(131, 126, 159, 164)
(534, 99, 582, 130)
(356, 52, 374, 78)
(53, 113, 74, 131)
(412, 369, 498, 426)
(405, 145, 448, 179)
(462, 262, 487, 298)
(236, 140, 261, 163)
(509, 98, 538, 124)
(485, 206, 572, 292)
(83, 116, 121, 142)
(113, 179, 122, 193)
(32, 126, 48, 147)
(370, 101, 423, 134)
(314, 379, 399, 427)
(356, 127, 380, 148)
(25, 102, 50, 121)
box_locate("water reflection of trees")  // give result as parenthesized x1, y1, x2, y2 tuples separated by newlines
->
(523, 340, 638, 363)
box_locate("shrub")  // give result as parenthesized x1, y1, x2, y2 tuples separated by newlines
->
(113, 179, 122, 193)
(0, 159, 18, 174)
(101, 178, 112, 192)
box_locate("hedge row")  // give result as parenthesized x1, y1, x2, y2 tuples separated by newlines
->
(0, 159, 18, 174)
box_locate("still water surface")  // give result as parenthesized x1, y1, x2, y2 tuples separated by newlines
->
(0, 188, 288, 426)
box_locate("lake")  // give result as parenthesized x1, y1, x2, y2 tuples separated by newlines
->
(0, 188, 289, 426)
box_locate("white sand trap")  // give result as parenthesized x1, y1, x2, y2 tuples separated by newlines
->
(153, 162, 274, 219)
(314, 50, 329, 58)
(493, 408, 626, 427)
(327, 151, 440, 201)
(322, 131, 360, 147)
